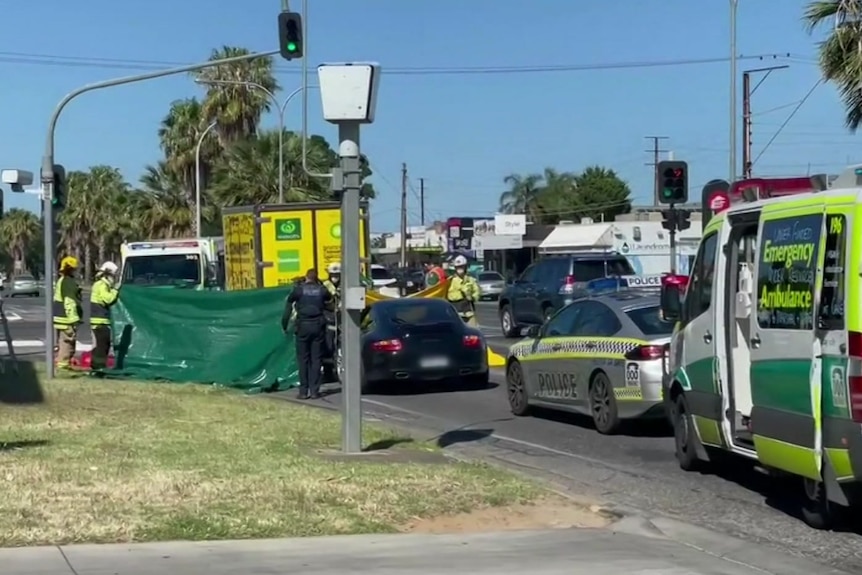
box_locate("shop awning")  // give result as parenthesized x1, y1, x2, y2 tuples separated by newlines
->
(539, 223, 615, 253)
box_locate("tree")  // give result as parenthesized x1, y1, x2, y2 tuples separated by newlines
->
(0, 209, 41, 274)
(137, 162, 195, 239)
(804, 1, 862, 130)
(568, 166, 632, 222)
(498, 173, 544, 218)
(194, 46, 279, 147)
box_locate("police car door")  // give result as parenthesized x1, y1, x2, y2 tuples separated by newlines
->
(568, 300, 627, 397)
(524, 302, 585, 405)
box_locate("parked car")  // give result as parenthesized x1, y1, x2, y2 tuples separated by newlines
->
(497, 253, 635, 338)
(476, 271, 506, 301)
(9, 274, 40, 297)
(359, 298, 489, 392)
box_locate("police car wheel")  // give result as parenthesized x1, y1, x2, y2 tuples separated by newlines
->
(506, 361, 530, 416)
(589, 372, 620, 434)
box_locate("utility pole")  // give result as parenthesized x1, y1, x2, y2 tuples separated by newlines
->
(742, 71, 752, 179)
(742, 64, 789, 179)
(400, 162, 408, 268)
(419, 177, 425, 226)
(644, 136, 669, 206)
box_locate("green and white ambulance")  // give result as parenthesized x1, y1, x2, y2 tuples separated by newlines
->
(661, 167, 862, 529)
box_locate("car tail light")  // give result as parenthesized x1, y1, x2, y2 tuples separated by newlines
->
(463, 334, 482, 348)
(848, 331, 862, 422)
(371, 339, 403, 352)
(559, 275, 576, 295)
(625, 345, 664, 360)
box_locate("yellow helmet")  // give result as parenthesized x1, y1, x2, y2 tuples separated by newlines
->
(59, 256, 79, 270)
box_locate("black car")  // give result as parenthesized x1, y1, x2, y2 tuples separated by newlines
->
(497, 253, 635, 338)
(360, 298, 489, 391)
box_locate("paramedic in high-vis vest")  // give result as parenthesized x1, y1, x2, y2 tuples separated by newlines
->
(90, 261, 120, 371)
(53, 256, 83, 370)
(323, 262, 342, 379)
(446, 255, 481, 326)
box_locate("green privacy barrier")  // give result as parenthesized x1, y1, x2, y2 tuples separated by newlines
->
(108, 285, 298, 393)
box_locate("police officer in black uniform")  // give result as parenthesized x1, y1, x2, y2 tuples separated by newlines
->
(282, 268, 332, 399)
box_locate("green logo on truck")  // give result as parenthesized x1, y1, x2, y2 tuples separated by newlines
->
(275, 218, 301, 241)
(277, 250, 301, 273)
(330, 223, 341, 239)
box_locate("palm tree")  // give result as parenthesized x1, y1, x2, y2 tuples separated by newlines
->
(137, 162, 196, 238)
(209, 129, 332, 207)
(194, 46, 279, 147)
(85, 166, 133, 266)
(57, 170, 92, 273)
(498, 173, 544, 218)
(804, 1, 862, 129)
(0, 209, 41, 274)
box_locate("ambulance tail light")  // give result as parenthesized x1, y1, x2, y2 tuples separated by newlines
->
(847, 331, 862, 422)
(625, 345, 665, 360)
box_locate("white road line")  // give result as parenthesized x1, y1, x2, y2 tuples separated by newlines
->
(0, 340, 93, 352)
(5, 313, 22, 321)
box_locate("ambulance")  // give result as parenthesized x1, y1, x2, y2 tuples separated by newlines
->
(120, 238, 223, 290)
(661, 166, 862, 529)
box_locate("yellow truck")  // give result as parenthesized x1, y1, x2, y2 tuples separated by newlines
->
(222, 202, 370, 290)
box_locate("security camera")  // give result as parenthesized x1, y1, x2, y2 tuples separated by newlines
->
(1, 169, 34, 192)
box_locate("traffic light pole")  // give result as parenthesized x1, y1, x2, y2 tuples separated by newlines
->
(40, 49, 278, 379)
(669, 205, 677, 275)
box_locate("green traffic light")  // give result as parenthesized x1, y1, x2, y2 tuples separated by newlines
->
(662, 188, 673, 198)
(286, 42, 297, 52)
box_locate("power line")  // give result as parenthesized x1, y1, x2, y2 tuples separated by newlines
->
(0, 50, 793, 76)
(753, 79, 823, 167)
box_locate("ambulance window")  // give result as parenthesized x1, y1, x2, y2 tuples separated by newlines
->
(686, 233, 719, 319)
(819, 214, 846, 329)
(756, 214, 822, 330)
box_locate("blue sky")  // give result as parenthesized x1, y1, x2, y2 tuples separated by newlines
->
(0, 0, 854, 231)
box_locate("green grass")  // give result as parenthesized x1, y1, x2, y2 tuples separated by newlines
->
(0, 371, 539, 546)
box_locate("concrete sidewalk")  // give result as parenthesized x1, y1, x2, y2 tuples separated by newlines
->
(0, 522, 849, 575)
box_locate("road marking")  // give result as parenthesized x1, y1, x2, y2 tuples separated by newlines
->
(5, 312, 22, 321)
(0, 340, 93, 352)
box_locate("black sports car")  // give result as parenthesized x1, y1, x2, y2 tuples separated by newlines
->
(360, 298, 489, 392)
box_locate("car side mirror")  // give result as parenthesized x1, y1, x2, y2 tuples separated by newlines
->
(526, 325, 540, 338)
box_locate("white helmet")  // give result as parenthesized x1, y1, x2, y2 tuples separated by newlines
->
(327, 262, 342, 275)
(452, 255, 468, 268)
(99, 261, 118, 274)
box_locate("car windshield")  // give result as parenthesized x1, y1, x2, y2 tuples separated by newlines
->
(626, 305, 675, 336)
(478, 272, 503, 281)
(383, 302, 458, 325)
(123, 254, 201, 286)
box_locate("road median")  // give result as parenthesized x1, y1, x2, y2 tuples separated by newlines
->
(0, 373, 607, 546)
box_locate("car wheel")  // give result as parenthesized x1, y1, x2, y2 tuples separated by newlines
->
(672, 393, 701, 471)
(500, 305, 519, 338)
(506, 361, 530, 416)
(589, 371, 621, 434)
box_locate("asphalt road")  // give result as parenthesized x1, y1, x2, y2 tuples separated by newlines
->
(1, 295, 92, 357)
(303, 300, 862, 572)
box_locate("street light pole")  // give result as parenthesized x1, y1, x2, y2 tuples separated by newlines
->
(729, 0, 738, 183)
(195, 80, 304, 203)
(195, 121, 218, 236)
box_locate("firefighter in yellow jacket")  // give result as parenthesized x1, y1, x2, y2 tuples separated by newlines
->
(53, 256, 83, 370)
(90, 261, 120, 371)
(446, 255, 481, 326)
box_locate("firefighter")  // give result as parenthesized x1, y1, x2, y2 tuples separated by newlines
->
(90, 261, 120, 372)
(322, 262, 342, 380)
(446, 255, 481, 326)
(282, 268, 332, 399)
(53, 256, 83, 370)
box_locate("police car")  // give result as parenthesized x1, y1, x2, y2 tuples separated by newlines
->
(505, 290, 675, 434)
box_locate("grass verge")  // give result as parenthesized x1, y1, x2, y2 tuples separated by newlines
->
(0, 371, 539, 546)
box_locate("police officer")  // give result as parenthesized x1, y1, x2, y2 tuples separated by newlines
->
(90, 261, 120, 373)
(446, 255, 481, 325)
(322, 262, 342, 380)
(53, 256, 83, 371)
(282, 268, 332, 399)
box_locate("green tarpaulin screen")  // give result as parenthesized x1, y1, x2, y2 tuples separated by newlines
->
(109, 286, 298, 393)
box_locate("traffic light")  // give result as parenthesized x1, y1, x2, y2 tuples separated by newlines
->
(51, 164, 66, 211)
(676, 209, 691, 231)
(278, 12, 303, 60)
(701, 179, 729, 226)
(661, 208, 676, 231)
(661, 207, 692, 232)
(657, 160, 688, 204)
